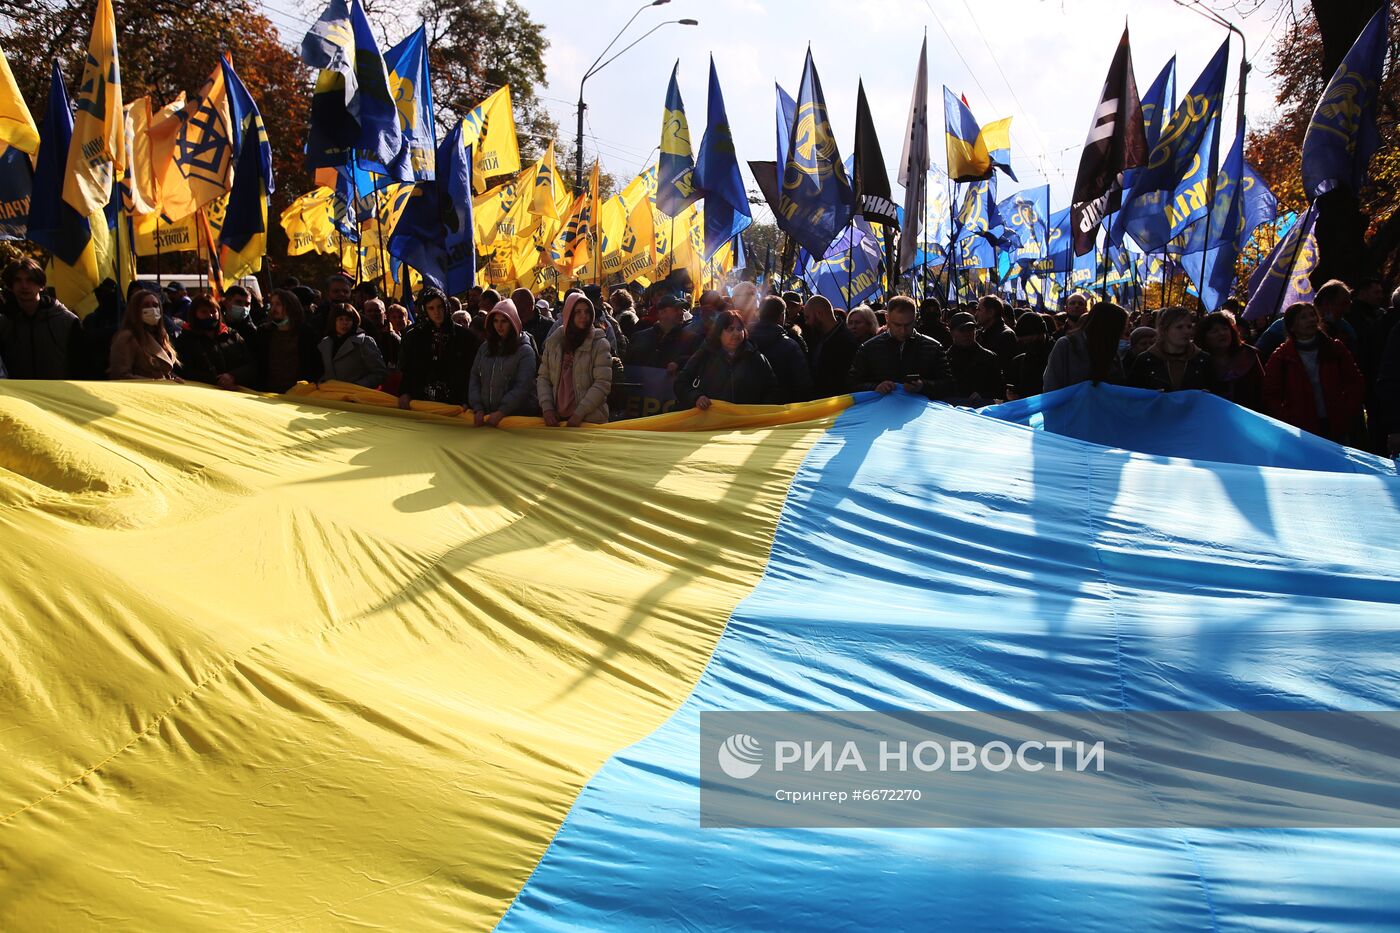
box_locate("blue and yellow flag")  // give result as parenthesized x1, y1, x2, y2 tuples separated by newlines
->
(1113, 40, 1227, 254)
(1030, 206, 1073, 275)
(376, 26, 436, 185)
(63, 0, 123, 216)
(1301, 4, 1389, 200)
(657, 62, 699, 218)
(943, 88, 1015, 183)
(30, 63, 103, 315)
(218, 59, 271, 285)
(0, 48, 37, 241)
(693, 57, 751, 261)
(301, 0, 401, 170)
(1177, 134, 1277, 312)
(779, 49, 854, 259)
(802, 215, 882, 305)
(387, 120, 475, 295)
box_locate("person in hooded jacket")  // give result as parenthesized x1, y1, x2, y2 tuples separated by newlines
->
(749, 295, 814, 403)
(538, 293, 613, 426)
(675, 309, 781, 409)
(108, 289, 181, 382)
(1006, 311, 1053, 399)
(470, 299, 539, 425)
(397, 287, 477, 406)
(175, 295, 257, 388)
(320, 303, 389, 388)
(1129, 305, 1213, 392)
(0, 258, 82, 379)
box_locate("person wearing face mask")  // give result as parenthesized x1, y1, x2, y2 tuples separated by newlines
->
(254, 289, 322, 392)
(221, 285, 257, 344)
(674, 309, 781, 409)
(108, 289, 181, 381)
(175, 295, 258, 389)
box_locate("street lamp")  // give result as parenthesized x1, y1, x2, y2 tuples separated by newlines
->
(1172, 0, 1249, 141)
(575, 5, 699, 193)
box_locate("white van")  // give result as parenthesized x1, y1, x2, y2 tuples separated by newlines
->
(134, 272, 264, 303)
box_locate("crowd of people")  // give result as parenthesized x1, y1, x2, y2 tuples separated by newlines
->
(1, 257, 1398, 455)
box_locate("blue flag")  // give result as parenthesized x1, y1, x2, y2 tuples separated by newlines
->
(954, 177, 1001, 238)
(28, 63, 90, 267)
(1140, 57, 1177, 153)
(1113, 40, 1228, 253)
(953, 230, 994, 270)
(388, 121, 475, 295)
(1031, 207, 1073, 274)
(802, 216, 882, 306)
(1122, 56, 1175, 194)
(1301, 4, 1389, 199)
(368, 25, 437, 186)
(657, 61, 699, 217)
(302, 0, 402, 170)
(693, 57, 751, 261)
(779, 49, 854, 258)
(1243, 201, 1317, 322)
(997, 184, 1050, 260)
(775, 83, 796, 176)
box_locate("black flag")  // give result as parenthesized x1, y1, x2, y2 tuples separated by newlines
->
(1070, 25, 1146, 256)
(853, 80, 899, 228)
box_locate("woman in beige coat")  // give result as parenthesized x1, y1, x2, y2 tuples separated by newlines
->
(108, 289, 182, 382)
(537, 294, 613, 426)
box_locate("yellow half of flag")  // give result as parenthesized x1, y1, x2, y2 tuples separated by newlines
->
(63, 0, 124, 214)
(0, 46, 38, 157)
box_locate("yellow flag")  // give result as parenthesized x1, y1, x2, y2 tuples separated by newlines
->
(472, 180, 518, 248)
(176, 64, 233, 209)
(530, 141, 563, 219)
(133, 210, 199, 256)
(461, 86, 520, 193)
(124, 98, 158, 215)
(143, 94, 195, 221)
(0, 47, 38, 157)
(64, 0, 124, 214)
(602, 168, 656, 284)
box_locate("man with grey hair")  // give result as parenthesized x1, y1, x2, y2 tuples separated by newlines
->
(847, 295, 955, 401)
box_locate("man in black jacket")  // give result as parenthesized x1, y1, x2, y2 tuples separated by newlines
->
(628, 294, 699, 374)
(945, 312, 1004, 406)
(847, 295, 955, 401)
(751, 295, 814, 402)
(805, 295, 860, 399)
(974, 294, 1018, 375)
(0, 259, 82, 379)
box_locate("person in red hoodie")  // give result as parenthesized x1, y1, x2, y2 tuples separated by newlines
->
(1262, 301, 1365, 443)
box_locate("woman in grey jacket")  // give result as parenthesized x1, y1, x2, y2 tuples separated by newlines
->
(537, 294, 613, 426)
(470, 299, 539, 425)
(318, 303, 388, 388)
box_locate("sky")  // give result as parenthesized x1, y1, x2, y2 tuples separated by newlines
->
(264, 0, 1290, 223)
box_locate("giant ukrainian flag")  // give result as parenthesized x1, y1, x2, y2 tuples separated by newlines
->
(2, 378, 1400, 929)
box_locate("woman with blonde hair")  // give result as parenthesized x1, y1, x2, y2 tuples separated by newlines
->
(108, 289, 181, 381)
